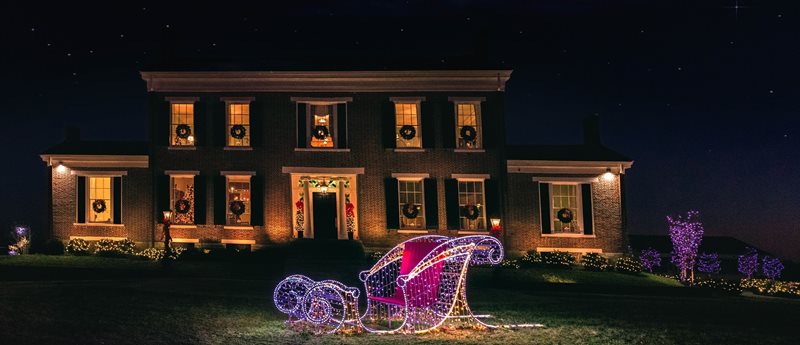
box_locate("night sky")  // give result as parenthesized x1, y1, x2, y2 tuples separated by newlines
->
(2, 1, 798, 260)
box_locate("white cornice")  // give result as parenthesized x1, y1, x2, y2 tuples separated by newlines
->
(41, 154, 149, 168)
(507, 160, 634, 175)
(282, 166, 365, 175)
(140, 70, 513, 92)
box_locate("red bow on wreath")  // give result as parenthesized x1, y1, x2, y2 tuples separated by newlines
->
(295, 200, 304, 211)
(346, 203, 355, 217)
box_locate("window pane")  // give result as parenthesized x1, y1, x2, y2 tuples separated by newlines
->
(309, 104, 335, 148)
(395, 103, 421, 148)
(398, 180, 425, 229)
(227, 177, 251, 225)
(171, 103, 195, 146)
(551, 184, 582, 234)
(227, 103, 251, 147)
(171, 176, 195, 224)
(457, 181, 486, 231)
(88, 177, 112, 223)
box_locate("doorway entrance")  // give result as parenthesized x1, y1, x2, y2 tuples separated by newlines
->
(313, 192, 338, 240)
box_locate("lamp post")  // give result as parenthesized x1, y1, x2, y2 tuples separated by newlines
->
(162, 210, 173, 265)
(490, 218, 502, 237)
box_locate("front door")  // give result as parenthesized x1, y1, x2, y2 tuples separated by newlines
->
(313, 192, 338, 240)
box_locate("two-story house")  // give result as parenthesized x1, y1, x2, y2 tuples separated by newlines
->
(41, 69, 633, 256)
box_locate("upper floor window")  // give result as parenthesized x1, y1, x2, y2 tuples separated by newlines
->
(294, 98, 350, 150)
(227, 103, 251, 147)
(171, 102, 195, 146)
(398, 179, 425, 229)
(88, 177, 112, 223)
(458, 179, 486, 230)
(170, 175, 195, 225)
(395, 102, 422, 148)
(455, 102, 481, 149)
(308, 104, 336, 148)
(550, 183, 583, 234)
(226, 176, 251, 225)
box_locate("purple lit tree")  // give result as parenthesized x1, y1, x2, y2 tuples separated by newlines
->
(697, 252, 721, 275)
(738, 247, 759, 279)
(668, 210, 704, 283)
(639, 248, 661, 273)
(762, 256, 784, 280)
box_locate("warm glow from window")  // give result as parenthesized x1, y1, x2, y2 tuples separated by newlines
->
(227, 103, 251, 147)
(170, 176, 194, 224)
(395, 103, 421, 148)
(88, 177, 111, 223)
(551, 184, 582, 234)
(171, 103, 195, 146)
(309, 104, 335, 148)
(458, 180, 486, 230)
(227, 176, 251, 225)
(398, 179, 425, 229)
(456, 103, 481, 149)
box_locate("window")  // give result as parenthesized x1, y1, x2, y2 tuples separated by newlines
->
(309, 104, 335, 148)
(395, 102, 421, 148)
(226, 176, 251, 225)
(455, 102, 481, 149)
(458, 180, 485, 230)
(551, 184, 582, 234)
(398, 179, 425, 229)
(170, 176, 194, 225)
(227, 103, 250, 147)
(88, 177, 112, 223)
(170, 103, 195, 146)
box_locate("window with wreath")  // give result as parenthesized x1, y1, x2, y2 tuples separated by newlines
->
(309, 104, 335, 148)
(170, 176, 195, 224)
(88, 177, 112, 223)
(458, 180, 485, 230)
(455, 102, 481, 149)
(226, 176, 251, 225)
(170, 102, 195, 146)
(227, 103, 250, 147)
(551, 184, 583, 234)
(395, 102, 421, 148)
(398, 179, 425, 229)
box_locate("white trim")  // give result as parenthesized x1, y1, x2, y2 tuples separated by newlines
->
(389, 96, 426, 102)
(72, 223, 125, 227)
(533, 176, 599, 183)
(164, 170, 199, 176)
(69, 235, 126, 241)
(536, 247, 603, 254)
(170, 225, 197, 229)
(548, 182, 585, 235)
(220, 96, 255, 102)
(221, 239, 256, 245)
(290, 97, 353, 103)
(172, 238, 200, 243)
(220, 171, 256, 176)
(70, 170, 127, 176)
(167, 146, 197, 151)
(141, 71, 513, 92)
(41, 155, 148, 168)
(453, 149, 486, 153)
(457, 230, 489, 235)
(164, 96, 199, 102)
(282, 167, 365, 175)
(393, 148, 426, 153)
(508, 160, 633, 175)
(223, 225, 254, 230)
(451, 174, 490, 180)
(397, 229, 429, 234)
(447, 96, 487, 102)
(542, 234, 597, 238)
(223, 146, 253, 151)
(391, 173, 430, 179)
(294, 148, 351, 152)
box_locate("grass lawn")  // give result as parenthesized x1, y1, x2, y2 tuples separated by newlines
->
(0, 255, 798, 344)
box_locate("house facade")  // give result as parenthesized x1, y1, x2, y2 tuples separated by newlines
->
(41, 69, 633, 255)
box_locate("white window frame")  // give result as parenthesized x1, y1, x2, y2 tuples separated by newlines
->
(86, 176, 114, 224)
(225, 175, 253, 226)
(391, 97, 425, 149)
(548, 182, 586, 236)
(169, 174, 196, 225)
(451, 99, 483, 150)
(456, 178, 487, 232)
(397, 178, 426, 230)
(223, 98, 253, 148)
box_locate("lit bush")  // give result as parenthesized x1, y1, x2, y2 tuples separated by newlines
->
(639, 248, 662, 272)
(519, 251, 542, 267)
(541, 251, 575, 269)
(94, 238, 136, 257)
(695, 278, 742, 295)
(581, 253, 608, 271)
(697, 252, 721, 275)
(136, 247, 186, 261)
(66, 238, 91, 256)
(500, 258, 520, 269)
(762, 256, 784, 280)
(741, 278, 800, 298)
(614, 255, 643, 274)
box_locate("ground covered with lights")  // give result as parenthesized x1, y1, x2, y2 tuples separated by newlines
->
(0, 255, 797, 345)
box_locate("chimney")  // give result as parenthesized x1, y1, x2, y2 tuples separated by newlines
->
(64, 127, 81, 143)
(583, 114, 601, 146)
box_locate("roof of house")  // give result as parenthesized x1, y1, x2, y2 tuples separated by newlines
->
(41, 140, 148, 156)
(629, 234, 770, 257)
(141, 57, 510, 72)
(506, 144, 632, 162)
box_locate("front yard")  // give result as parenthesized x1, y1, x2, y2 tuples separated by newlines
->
(0, 255, 797, 344)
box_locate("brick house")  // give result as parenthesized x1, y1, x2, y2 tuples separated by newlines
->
(40, 69, 633, 255)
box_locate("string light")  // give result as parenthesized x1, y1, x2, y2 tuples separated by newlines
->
(668, 210, 704, 282)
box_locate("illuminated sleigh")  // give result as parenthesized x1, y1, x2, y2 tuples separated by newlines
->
(273, 235, 504, 334)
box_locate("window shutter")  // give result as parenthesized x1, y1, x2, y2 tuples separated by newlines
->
(423, 178, 438, 229)
(444, 178, 460, 230)
(193, 175, 206, 225)
(384, 177, 399, 229)
(539, 182, 551, 234)
(214, 176, 227, 225)
(193, 100, 205, 146)
(382, 100, 396, 149)
(156, 175, 170, 224)
(581, 184, 594, 235)
(421, 101, 436, 149)
(442, 101, 456, 149)
(296, 103, 307, 148)
(156, 100, 170, 146)
(250, 175, 264, 226)
(337, 103, 348, 149)
(484, 179, 499, 220)
(480, 101, 494, 149)
(249, 101, 262, 147)
(113, 177, 122, 224)
(76, 176, 86, 223)
(214, 101, 227, 147)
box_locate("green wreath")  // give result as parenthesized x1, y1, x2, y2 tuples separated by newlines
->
(461, 204, 481, 220)
(460, 125, 477, 141)
(230, 125, 247, 139)
(557, 208, 574, 223)
(402, 203, 419, 219)
(175, 199, 191, 214)
(399, 125, 416, 140)
(92, 199, 107, 213)
(175, 124, 192, 139)
(312, 125, 329, 140)
(229, 200, 246, 216)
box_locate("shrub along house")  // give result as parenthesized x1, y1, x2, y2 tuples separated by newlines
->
(40, 68, 633, 255)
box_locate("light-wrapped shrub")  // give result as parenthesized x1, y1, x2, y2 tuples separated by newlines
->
(695, 278, 742, 295)
(500, 258, 520, 269)
(519, 251, 542, 267)
(639, 248, 662, 272)
(66, 238, 91, 256)
(94, 238, 136, 257)
(614, 255, 643, 274)
(581, 253, 608, 271)
(136, 247, 186, 261)
(741, 279, 800, 298)
(541, 251, 575, 269)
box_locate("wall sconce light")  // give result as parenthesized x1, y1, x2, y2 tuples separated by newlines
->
(56, 162, 67, 173)
(162, 210, 173, 223)
(602, 168, 615, 181)
(490, 218, 502, 232)
(319, 180, 329, 194)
